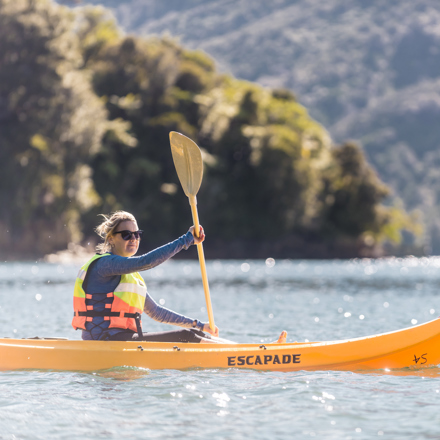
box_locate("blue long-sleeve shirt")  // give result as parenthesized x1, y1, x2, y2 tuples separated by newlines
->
(81, 231, 199, 340)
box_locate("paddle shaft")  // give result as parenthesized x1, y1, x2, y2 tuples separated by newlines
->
(189, 195, 215, 332)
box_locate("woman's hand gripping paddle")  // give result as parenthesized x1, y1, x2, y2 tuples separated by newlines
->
(169, 131, 215, 332)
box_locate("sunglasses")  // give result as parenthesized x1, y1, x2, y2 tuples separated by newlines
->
(113, 230, 143, 241)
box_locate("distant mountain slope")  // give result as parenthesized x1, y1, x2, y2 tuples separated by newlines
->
(67, 0, 440, 251)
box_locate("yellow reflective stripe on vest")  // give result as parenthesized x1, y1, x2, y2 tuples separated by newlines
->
(115, 283, 147, 298)
(77, 269, 87, 281)
(73, 253, 110, 299)
(114, 274, 147, 311)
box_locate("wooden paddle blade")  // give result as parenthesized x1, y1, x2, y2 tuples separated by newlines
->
(169, 131, 203, 198)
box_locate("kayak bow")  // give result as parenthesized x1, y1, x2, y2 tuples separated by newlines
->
(1, 318, 439, 372)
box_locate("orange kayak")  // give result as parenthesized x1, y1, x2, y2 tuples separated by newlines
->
(1, 318, 439, 372)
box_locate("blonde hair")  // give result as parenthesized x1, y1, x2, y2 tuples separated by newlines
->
(95, 211, 137, 253)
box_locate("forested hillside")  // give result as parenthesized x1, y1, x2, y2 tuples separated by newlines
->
(0, 0, 418, 259)
(73, 0, 440, 252)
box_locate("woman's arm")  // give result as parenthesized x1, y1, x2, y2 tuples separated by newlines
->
(143, 290, 201, 328)
(97, 232, 194, 277)
(143, 292, 219, 337)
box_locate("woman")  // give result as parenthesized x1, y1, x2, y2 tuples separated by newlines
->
(72, 210, 220, 343)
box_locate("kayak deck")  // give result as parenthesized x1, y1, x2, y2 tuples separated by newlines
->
(1, 318, 440, 372)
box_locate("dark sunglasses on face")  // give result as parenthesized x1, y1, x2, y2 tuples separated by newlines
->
(113, 230, 143, 241)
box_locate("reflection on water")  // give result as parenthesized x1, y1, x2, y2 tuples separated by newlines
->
(94, 367, 151, 382)
(91, 363, 440, 380)
(358, 365, 440, 378)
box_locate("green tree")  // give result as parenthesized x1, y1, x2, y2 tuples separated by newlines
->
(320, 141, 421, 252)
(0, 0, 107, 257)
(197, 82, 332, 240)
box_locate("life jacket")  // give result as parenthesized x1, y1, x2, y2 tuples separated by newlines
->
(72, 253, 147, 333)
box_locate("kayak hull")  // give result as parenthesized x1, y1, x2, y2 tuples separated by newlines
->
(1, 318, 440, 373)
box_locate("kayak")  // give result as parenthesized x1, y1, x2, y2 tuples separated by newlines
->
(1, 318, 440, 372)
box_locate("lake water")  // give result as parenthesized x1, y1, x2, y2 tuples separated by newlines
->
(0, 257, 440, 439)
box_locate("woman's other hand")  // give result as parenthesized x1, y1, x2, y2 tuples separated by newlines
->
(203, 323, 219, 337)
(189, 225, 205, 244)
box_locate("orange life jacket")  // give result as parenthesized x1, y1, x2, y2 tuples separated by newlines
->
(72, 253, 147, 333)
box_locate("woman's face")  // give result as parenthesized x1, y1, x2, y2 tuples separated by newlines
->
(108, 220, 141, 257)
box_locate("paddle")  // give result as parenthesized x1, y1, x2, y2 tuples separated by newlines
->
(169, 131, 215, 332)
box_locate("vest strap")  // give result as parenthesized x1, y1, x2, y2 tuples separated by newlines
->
(74, 311, 140, 318)
(75, 311, 144, 336)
